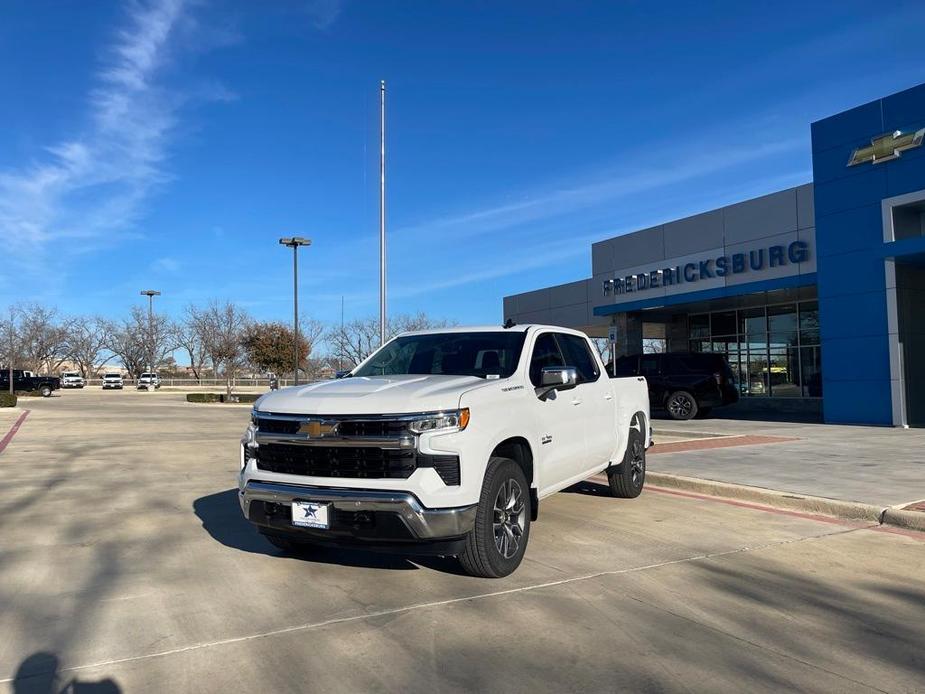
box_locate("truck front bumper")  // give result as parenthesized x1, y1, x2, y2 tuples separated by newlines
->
(240, 480, 477, 551)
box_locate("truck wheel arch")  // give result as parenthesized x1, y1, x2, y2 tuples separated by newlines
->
(632, 411, 648, 439)
(490, 437, 538, 521)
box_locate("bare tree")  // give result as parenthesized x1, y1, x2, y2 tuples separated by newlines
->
(327, 312, 455, 368)
(17, 303, 68, 374)
(175, 307, 209, 381)
(191, 301, 251, 395)
(64, 316, 113, 378)
(105, 315, 147, 378)
(299, 317, 325, 365)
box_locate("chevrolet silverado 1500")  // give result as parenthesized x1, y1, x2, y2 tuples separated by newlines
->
(239, 324, 650, 577)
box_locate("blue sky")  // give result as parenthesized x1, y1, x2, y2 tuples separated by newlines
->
(3, 0, 925, 330)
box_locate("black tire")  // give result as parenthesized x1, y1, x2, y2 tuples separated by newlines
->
(40, 385, 52, 398)
(608, 426, 646, 498)
(459, 457, 531, 578)
(666, 390, 698, 420)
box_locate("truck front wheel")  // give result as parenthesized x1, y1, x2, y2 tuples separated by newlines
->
(459, 457, 531, 578)
(40, 385, 52, 398)
(608, 427, 646, 498)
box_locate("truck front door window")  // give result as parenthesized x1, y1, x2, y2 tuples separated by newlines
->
(529, 333, 565, 386)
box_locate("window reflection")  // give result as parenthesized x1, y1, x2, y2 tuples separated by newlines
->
(687, 302, 821, 398)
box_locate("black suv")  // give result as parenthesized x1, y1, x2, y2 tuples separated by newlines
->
(611, 353, 738, 420)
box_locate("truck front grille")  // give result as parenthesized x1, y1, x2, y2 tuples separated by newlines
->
(255, 444, 417, 479)
(254, 444, 460, 484)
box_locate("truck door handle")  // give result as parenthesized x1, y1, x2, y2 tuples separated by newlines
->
(604, 393, 613, 400)
(571, 398, 582, 406)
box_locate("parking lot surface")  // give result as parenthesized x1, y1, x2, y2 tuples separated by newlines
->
(1, 390, 923, 693)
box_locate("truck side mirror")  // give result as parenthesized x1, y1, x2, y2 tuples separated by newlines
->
(536, 366, 578, 400)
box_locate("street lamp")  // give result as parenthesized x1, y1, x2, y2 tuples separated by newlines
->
(140, 290, 161, 372)
(279, 237, 312, 385)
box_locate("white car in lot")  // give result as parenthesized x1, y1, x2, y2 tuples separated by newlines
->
(137, 372, 160, 390)
(101, 373, 124, 390)
(239, 324, 650, 577)
(60, 371, 85, 388)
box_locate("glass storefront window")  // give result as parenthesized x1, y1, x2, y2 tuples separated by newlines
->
(711, 311, 737, 337)
(768, 348, 801, 397)
(800, 345, 823, 397)
(769, 332, 799, 348)
(689, 314, 710, 339)
(745, 347, 770, 396)
(686, 301, 821, 398)
(799, 302, 820, 345)
(742, 307, 767, 337)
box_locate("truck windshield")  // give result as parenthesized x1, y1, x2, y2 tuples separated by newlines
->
(353, 331, 527, 378)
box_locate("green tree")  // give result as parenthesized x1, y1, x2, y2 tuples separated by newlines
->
(242, 322, 309, 377)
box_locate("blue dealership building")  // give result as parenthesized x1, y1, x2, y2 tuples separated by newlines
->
(504, 82, 925, 427)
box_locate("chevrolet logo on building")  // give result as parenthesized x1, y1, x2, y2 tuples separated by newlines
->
(848, 128, 925, 166)
(298, 420, 336, 437)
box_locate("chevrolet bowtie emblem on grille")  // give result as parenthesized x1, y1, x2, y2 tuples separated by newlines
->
(298, 420, 335, 437)
(848, 128, 925, 166)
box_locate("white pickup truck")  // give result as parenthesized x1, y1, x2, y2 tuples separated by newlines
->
(239, 324, 650, 577)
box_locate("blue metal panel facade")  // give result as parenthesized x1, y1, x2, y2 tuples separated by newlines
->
(811, 83, 925, 424)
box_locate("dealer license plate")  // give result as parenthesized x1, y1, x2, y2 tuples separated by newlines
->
(291, 501, 330, 529)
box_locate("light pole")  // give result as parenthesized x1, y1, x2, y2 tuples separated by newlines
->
(6, 307, 14, 395)
(279, 237, 312, 385)
(379, 79, 387, 346)
(140, 290, 161, 373)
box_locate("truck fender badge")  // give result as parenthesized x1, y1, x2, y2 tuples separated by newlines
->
(501, 385, 524, 392)
(541, 435, 552, 445)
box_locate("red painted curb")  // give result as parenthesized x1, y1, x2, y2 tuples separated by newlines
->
(0, 409, 30, 455)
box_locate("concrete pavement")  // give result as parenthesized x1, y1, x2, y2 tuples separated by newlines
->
(649, 416, 925, 510)
(1, 390, 923, 693)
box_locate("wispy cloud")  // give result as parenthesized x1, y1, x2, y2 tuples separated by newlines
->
(303, 0, 345, 30)
(0, 0, 226, 269)
(397, 135, 805, 241)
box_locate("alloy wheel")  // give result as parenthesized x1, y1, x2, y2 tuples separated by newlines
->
(493, 478, 526, 559)
(668, 394, 693, 418)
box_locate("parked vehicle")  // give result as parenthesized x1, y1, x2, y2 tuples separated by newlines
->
(61, 371, 86, 389)
(0, 369, 61, 397)
(101, 373, 124, 390)
(611, 352, 738, 420)
(238, 324, 651, 578)
(137, 372, 160, 390)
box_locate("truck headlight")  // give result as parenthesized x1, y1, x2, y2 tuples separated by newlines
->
(241, 423, 257, 468)
(409, 408, 470, 434)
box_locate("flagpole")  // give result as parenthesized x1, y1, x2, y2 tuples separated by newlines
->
(379, 79, 387, 346)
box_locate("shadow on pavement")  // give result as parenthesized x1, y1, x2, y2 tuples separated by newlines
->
(12, 652, 121, 693)
(562, 479, 613, 497)
(193, 488, 460, 573)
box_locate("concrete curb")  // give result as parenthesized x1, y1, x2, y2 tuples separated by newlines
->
(881, 508, 925, 533)
(645, 472, 918, 530)
(651, 429, 731, 440)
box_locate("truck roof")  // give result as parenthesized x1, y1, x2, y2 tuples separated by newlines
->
(395, 324, 589, 337)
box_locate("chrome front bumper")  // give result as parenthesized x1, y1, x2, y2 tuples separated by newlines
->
(240, 480, 477, 540)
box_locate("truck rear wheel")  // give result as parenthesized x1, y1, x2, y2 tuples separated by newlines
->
(40, 385, 52, 398)
(459, 457, 531, 578)
(608, 427, 646, 498)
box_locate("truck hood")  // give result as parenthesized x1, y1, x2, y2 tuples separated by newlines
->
(254, 374, 487, 415)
